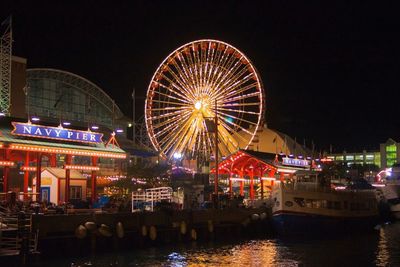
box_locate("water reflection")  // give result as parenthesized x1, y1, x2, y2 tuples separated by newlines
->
(376, 228, 390, 266)
(37, 222, 400, 267)
(165, 240, 292, 267)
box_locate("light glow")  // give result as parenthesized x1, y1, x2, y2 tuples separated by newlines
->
(10, 144, 126, 159)
(194, 101, 202, 110)
(261, 177, 276, 181)
(21, 166, 37, 172)
(0, 160, 14, 166)
(64, 165, 100, 171)
(230, 177, 245, 182)
(277, 168, 296, 174)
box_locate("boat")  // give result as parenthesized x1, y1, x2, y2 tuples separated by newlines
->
(374, 166, 400, 220)
(271, 172, 380, 235)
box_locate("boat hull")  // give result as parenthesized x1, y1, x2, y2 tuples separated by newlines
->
(272, 211, 380, 235)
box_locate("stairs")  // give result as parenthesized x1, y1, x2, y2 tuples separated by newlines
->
(0, 207, 39, 257)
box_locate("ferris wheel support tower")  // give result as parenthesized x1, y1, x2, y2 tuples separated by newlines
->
(0, 16, 12, 115)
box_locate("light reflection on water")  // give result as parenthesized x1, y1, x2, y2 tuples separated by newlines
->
(40, 222, 400, 267)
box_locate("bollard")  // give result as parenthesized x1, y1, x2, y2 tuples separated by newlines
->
(190, 229, 197, 241)
(149, 226, 157, 241)
(116, 222, 124, 239)
(75, 225, 87, 239)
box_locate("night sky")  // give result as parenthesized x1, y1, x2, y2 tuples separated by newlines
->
(1, 1, 399, 153)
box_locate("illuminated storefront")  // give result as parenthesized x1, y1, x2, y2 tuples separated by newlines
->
(0, 118, 126, 203)
(212, 150, 317, 200)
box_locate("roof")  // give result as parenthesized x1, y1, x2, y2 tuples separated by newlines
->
(43, 167, 86, 179)
(234, 125, 312, 157)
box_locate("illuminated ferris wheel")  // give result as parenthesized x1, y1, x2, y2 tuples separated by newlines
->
(145, 39, 265, 160)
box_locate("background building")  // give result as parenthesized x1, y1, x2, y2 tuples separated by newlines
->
(326, 138, 400, 170)
(326, 150, 381, 168)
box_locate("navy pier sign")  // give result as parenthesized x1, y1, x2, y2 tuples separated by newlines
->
(11, 122, 103, 144)
(282, 157, 310, 168)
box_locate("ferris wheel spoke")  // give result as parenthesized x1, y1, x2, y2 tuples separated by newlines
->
(221, 90, 260, 104)
(210, 59, 243, 98)
(157, 79, 192, 103)
(153, 87, 191, 104)
(166, 56, 193, 88)
(205, 47, 223, 89)
(215, 72, 255, 100)
(217, 66, 250, 94)
(220, 117, 254, 136)
(193, 49, 204, 89)
(162, 67, 196, 100)
(200, 46, 210, 89)
(150, 106, 189, 111)
(214, 53, 239, 87)
(217, 107, 260, 115)
(218, 120, 251, 143)
(150, 99, 191, 106)
(217, 110, 259, 127)
(183, 49, 200, 90)
(150, 108, 192, 120)
(169, 59, 197, 94)
(176, 52, 198, 91)
(205, 46, 225, 89)
(152, 110, 192, 131)
(217, 126, 239, 152)
(223, 79, 259, 97)
(159, 71, 195, 101)
(224, 102, 261, 107)
(161, 113, 200, 156)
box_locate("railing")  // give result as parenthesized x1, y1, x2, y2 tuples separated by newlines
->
(0, 208, 39, 256)
(131, 187, 173, 212)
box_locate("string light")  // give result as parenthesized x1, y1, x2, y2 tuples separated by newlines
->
(9, 144, 126, 159)
(21, 166, 37, 171)
(0, 161, 14, 166)
(64, 165, 100, 171)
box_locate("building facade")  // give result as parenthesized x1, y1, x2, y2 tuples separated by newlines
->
(326, 139, 400, 169)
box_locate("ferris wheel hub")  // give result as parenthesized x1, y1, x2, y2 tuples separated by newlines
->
(194, 101, 202, 110)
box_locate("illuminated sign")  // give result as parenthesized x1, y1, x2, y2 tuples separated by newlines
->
(282, 157, 310, 167)
(11, 122, 103, 144)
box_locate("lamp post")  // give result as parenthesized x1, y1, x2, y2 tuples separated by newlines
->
(214, 98, 218, 196)
(132, 88, 135, 143)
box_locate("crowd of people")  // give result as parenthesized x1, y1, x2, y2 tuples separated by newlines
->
(0, 192, 68, 215)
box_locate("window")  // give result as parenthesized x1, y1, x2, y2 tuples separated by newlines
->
(355, 155, 364, 161)
(345, 155, 354, 161)
(70, 186, 82, 200)
(335, 156, 344, 161)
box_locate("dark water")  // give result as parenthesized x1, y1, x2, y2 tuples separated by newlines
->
(38, 222, 400, 267)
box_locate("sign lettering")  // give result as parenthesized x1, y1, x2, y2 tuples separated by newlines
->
(12, 122, 103, 144)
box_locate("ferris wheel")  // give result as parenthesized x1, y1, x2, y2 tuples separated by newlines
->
(145, 39, 265, 160)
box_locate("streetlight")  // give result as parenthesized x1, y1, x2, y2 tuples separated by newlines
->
(203, 99, 219, 196)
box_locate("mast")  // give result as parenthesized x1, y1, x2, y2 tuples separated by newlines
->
(0, 15, 12, 115)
